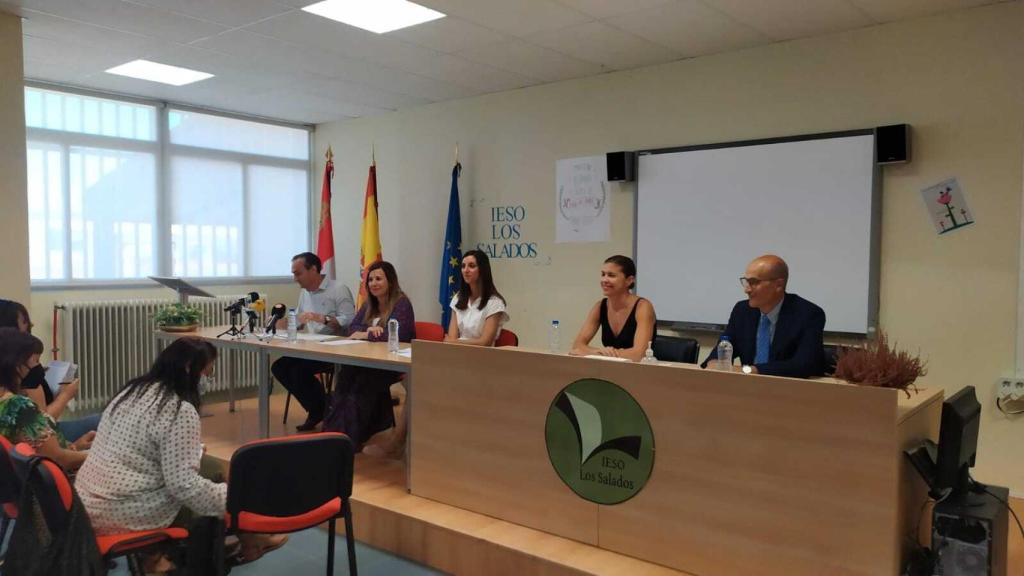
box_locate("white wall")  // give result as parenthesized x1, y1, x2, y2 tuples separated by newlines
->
(316, 3, 1024, 490)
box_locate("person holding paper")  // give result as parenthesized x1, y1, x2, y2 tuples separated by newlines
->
(570, 255, 657, 362)
(701, 255, 826, 378)
(0, 298, 100, 442)
(271, 252, 356, 431)
(445, 250, 509, 346)
(0, 328, 91, 472)
(324, 261, 415, 453)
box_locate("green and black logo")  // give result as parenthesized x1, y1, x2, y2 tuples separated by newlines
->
(545, 378, 655, 505)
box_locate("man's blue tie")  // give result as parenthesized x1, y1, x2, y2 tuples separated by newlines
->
(755, 314, 771, 365)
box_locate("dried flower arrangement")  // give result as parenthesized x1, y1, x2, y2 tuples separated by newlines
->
(833, 331, 926, 397)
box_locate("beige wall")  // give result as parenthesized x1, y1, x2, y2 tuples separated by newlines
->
(316, 3, 1024, 492)
(0, 13, 29, 304)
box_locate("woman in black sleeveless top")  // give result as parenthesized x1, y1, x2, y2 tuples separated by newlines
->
(570, 255, 656, 362)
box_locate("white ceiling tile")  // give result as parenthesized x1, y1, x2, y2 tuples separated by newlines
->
(457, 37, 606, 82)
(128, 0, 295, 28)
(390, 15, 507, 54)
(848, 0, 995, 23)
(23, 58, 90, 84)
(527, 21, 680, 70)
(21, 9, 173, 55)
(609, 0, 767, 58)
(22, 33, 150, 72)
(700, 0, 875, 40)
(15, 0, 228, 43)
(417, 0, 592, 36)
(552, 0, 674, 19)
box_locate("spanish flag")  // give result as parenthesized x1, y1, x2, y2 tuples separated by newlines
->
(316, 149, 336, 279)
(357, 161, 382, 308)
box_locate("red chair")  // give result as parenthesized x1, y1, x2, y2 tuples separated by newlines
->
(495, 329, 519, 347)
(0, 436, 20, 556)
(226, 432, 357, 576)
(7, 442, 188, 576)
(414, 321, 444, 342)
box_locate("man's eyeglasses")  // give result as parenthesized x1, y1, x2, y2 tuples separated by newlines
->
(739, 276, 778, 290)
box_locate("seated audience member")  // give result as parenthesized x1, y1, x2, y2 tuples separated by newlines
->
(701, 254, 826, 378)
(0, 299, 100, 442)
(323, 261, 414, 455)
(445, 249, 509, 345)
(0, 328, 90, 472)
(570, 255, 656, 362)
(271, 252, 356, 432)
(75, 337, 286, 571)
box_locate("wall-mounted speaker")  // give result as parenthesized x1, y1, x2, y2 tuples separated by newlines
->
(606, 151, 636, 182)
(875, 124, 910, 164)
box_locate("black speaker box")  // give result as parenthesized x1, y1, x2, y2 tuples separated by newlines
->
(876, 124, 911, 164)
(930, 486, 1008, 576)
(606, 151, 635, 182)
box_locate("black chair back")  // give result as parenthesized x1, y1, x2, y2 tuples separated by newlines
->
(227, 433, 354, 520)
(0, 437, 21, 516)
(652, 336, 700, 364)
(823, 344, 840, 376)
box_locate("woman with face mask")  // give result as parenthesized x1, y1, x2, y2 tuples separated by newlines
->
(0, 327, 91, 471)
(0, 298, 100, 442)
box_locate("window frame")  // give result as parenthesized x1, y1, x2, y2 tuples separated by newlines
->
(25, 82, 314, 289)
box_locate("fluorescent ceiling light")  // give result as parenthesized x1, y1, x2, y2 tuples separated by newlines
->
(302, 0, 445, 34)
(105, 60, 214, 86)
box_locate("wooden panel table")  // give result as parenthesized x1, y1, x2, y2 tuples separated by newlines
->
(409, 341, 942, 576)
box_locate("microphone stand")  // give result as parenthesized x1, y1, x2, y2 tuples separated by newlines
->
(217, 307, 246, 339)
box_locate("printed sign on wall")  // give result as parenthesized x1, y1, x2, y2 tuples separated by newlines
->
(556, 156, 609, 243)
(921, 178, 975, 235)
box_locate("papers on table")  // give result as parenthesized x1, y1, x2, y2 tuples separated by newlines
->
(583, 354, 631, 362)
(321, 339, 367, 346)
(394, 348, 412, 358)
(272, 333, 340, 342)
(44, 361, 78, 395)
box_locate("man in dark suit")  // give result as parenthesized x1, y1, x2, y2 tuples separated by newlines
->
(702, 255, 826, 378)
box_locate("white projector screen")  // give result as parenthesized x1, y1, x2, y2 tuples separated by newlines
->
(635, 131, 879, 335)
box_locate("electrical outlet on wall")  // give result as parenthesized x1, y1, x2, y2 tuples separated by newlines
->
(995, 378, 1023, 401)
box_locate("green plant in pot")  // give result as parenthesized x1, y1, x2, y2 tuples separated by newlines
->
(154, 303, 203, 332)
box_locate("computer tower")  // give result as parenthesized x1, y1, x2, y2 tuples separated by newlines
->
(931, 486, 1008, 576)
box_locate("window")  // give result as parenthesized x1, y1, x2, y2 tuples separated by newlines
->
(24, 86, 310, 283)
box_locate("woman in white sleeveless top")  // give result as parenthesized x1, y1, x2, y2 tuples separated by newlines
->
(445, 249, 509, 345)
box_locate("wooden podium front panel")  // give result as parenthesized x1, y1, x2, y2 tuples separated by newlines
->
(595, 364, 901, 576)
(410, 341, 600, 544)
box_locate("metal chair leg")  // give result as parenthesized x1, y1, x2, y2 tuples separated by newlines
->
(327, 518, 336, 576)
(344, 507, 357, 576)
(283, 392, 292, 424)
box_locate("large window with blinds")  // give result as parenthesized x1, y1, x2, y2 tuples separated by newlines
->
(24, 86, 310, 284)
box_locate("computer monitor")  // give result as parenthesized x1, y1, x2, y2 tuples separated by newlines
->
(904, 385, 982, 499)
(933, 386, 981, 497)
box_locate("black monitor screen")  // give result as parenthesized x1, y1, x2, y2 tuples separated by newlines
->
(934, 386, 981, 496)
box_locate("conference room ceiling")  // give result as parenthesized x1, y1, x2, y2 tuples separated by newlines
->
(2, 0, 1003, 125)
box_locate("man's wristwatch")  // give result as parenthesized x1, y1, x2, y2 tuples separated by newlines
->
(324, 315, 334, 325)
(741, 365, 753, 374)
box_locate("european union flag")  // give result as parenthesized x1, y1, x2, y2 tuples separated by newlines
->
(439, 162, 462, 329)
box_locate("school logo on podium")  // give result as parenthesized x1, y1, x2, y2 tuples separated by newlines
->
(545, 378, 655, 504)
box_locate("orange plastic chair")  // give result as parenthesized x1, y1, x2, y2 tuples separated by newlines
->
(495, 329, 519, 347)
(414, 321, 445, 342)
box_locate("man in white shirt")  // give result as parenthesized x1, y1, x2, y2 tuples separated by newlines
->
(271, 252, 355, 431)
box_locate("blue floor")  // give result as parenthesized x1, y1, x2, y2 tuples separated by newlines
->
(108, 526, 444, 575)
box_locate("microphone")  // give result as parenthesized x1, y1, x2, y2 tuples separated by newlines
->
(264, 303, 287, 334)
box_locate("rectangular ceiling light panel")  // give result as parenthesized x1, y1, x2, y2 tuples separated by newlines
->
(302, 0, 445, 34)
(106, 60, 214, 86)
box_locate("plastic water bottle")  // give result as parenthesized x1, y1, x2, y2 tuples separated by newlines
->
(287, 308, 298, 342)
(548, 320, 560, 353)
(716, 336, 733, 370)
(642, 342, 657, 364)
(387, 318, 400, 353)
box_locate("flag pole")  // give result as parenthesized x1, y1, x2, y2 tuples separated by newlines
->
(326, 145, 333, 162)
(455, 142, 459, 164)
(372, 142, 376, 166)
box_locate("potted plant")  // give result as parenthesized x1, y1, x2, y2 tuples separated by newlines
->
(154, 303, 203, 332)
(833, 330, 926, 397)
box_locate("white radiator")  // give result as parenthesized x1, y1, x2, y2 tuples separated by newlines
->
(59, 297, 261, 412)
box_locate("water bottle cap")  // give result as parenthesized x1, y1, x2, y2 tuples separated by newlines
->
(720, 335, 730, 342)
(552, 320, 559, 325)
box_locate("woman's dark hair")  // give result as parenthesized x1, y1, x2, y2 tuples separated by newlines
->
(109, 337, 217, 417)
(0, 327, 44, 393)
(604, 255, 637, 290)
(0, 299, 30, 331)
(455, 249, 505, 311)
(365, 260, 405, 320)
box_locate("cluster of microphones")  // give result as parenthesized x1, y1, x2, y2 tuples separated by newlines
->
(222, 293, 288, 336)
